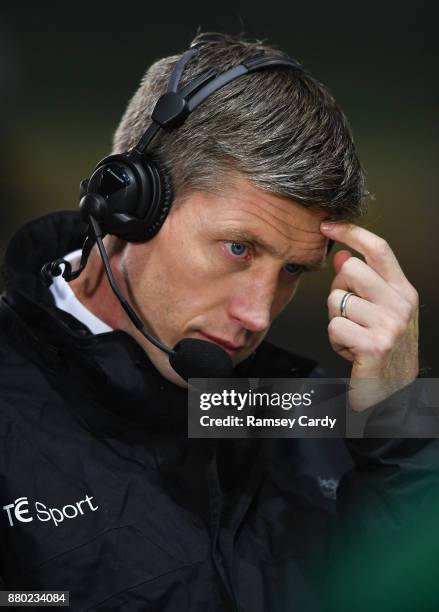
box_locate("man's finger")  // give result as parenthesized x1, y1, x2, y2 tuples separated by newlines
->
(332, 250, 352, 275)
(321, 222, 406, 287)
(328, 316, 370, 357)
(330, 256, 406, 312)
(327, 288, 397, 330)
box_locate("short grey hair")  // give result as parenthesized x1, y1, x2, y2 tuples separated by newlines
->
(113, 32, 367, 219)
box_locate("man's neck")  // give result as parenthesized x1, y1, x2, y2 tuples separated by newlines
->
(69, 241, 126, 331)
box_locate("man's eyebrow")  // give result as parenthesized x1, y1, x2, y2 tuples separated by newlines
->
(219, 228, 326, 271)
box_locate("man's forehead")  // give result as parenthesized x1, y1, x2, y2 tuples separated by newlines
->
(201, 180, 328, 265)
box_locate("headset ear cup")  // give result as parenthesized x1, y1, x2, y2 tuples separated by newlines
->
(133, 157, 173, 242)
(83, 153, 173, 243)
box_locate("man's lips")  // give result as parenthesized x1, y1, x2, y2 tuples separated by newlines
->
(198, 332, 245, 352)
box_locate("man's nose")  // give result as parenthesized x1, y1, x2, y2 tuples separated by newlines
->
(227, 273, 277, 333)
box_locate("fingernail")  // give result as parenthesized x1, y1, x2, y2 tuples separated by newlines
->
(321, 222, 337, 232)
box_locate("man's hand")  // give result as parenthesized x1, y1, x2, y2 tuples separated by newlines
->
(320, 222, 419, 411)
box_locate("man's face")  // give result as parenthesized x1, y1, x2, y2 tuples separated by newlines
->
(119, 175, 328, 386)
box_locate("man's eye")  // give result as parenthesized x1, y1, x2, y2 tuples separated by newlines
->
(283, 263, 304, 275)
(224, 242, 249, 258)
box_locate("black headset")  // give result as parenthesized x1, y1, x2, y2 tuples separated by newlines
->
(41, 43, 331, 380)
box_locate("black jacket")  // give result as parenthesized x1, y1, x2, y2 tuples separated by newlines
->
(0, 212, 438, 612)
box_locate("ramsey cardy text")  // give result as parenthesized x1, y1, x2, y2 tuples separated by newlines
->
(200, 415, 337, 429)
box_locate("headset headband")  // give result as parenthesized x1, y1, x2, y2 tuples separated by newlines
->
(133, 48, 303, 155)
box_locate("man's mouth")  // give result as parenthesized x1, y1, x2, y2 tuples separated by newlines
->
(197, 332, 245, 355)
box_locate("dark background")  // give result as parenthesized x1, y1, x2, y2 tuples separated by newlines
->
(1, 1, 437, 375)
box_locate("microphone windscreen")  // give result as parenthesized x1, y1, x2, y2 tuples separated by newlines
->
(170, 338, 234, 380)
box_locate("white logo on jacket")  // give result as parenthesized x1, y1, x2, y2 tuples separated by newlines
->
(2, 494, 98, 527)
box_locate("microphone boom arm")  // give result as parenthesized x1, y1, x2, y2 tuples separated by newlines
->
(88, 216, 175, 357)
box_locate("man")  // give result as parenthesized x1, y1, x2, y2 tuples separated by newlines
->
(0, 33, 431, 611)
